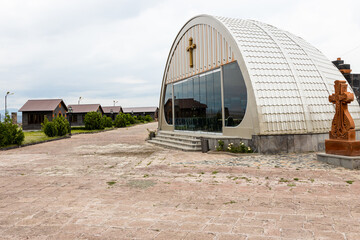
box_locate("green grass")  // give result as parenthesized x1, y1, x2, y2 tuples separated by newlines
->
(71, 127, 114, 134)
(23, 131, 61, 145)
(346, 180, 354, 184)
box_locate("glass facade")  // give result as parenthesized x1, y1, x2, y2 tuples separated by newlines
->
(163, 61, 247, 133)
(173, 69, 222, 132)
(223, 62, 247, 126)
(164, 84, 173, 124)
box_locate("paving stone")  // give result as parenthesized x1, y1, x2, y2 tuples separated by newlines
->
(0, 122, 359, 239)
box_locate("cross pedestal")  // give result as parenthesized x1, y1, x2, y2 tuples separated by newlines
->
(318, 80, 360, 168)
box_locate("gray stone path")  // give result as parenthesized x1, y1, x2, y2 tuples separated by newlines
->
(0, 122, 360, 240)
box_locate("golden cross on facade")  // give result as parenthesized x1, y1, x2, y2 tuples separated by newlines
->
(329, 80, 355, 140)
(186, 37, 196, 68)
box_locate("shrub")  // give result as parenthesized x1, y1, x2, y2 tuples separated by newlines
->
(227, 142, 253, 153)
(114, 113, 127, 128)
(216, 140, 224, 151)
(136, 115, 144, 123)
(43, 121, 58, 137)
(144, 115, 153, 122)
(124, 113, 135, 125)
(42, 116, 69, 137)
(0, 114, 24, 147)
(84, 111, 104, 130)
(53, 116, 69, 136)
(102, 116, 113, 128)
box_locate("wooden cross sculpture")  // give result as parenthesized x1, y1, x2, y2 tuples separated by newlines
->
(325, 80, 360, 156)
(186, 37, 196, 68)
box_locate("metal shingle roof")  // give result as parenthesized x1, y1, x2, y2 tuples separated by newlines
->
(215, 16, 360, 134)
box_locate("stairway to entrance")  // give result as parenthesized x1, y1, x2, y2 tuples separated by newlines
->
(148, 131, 202, 151)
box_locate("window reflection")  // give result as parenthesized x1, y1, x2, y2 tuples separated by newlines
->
(223, 62, 247, 126)
(174, 69, 222, 132)
(163, 61, 247, 131)
(164, 84, 173, 124)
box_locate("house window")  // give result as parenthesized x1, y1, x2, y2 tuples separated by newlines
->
(70, 115, 77, 123)
(28, 114, 45, 124)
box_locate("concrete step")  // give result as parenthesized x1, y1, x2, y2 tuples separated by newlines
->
(148, 139, 201, 151)
(157, 131, 199, 140)
(155, 134, 201, 144)
(153, 136, 201, 147)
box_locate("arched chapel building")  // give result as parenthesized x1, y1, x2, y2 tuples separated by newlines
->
(155, 15, 360, 153)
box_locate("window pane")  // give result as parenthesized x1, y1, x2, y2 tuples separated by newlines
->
(174, 69, 222, 132)
(223, 62, 247, 126)
(163, 84, 173, 124)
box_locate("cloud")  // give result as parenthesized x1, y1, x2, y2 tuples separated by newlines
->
(0, 0, 359, 111)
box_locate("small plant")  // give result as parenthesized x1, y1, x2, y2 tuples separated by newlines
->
(240, 176, 251, 182)
(346, 180, 354, 184)
(216, 140, 224, 151)
(147, 128, 156, 140)
(287, 183, 296, 187)
(279, 178, 289, 183)
(106, 181, 116, 186)
(212, 171, 219, 175)
(293, 178, 299, 181)
(143, 174, 149, 178)
(227, 142, 253, 153)
(224, 200, 236, 205)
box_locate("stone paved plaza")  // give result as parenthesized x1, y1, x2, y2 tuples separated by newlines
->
(1, 122, 360, 240)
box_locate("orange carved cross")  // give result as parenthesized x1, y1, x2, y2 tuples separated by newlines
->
(329, 80, 355, 140)
(186, 37, 196, 68)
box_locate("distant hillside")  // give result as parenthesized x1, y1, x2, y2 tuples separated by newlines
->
(0, 108, 22, 123)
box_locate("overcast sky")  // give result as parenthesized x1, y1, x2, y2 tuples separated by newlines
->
(1, 0, 360, 110)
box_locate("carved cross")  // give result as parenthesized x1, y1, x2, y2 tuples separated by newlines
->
(329, 80, 355, 140)
(186, 37, 196, 68)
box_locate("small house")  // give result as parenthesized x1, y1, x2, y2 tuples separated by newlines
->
(19, 99, 68, 130)
(68, 104, 104, 126)
(123, 107, 159, 120)
(102, 106, 123, 121)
